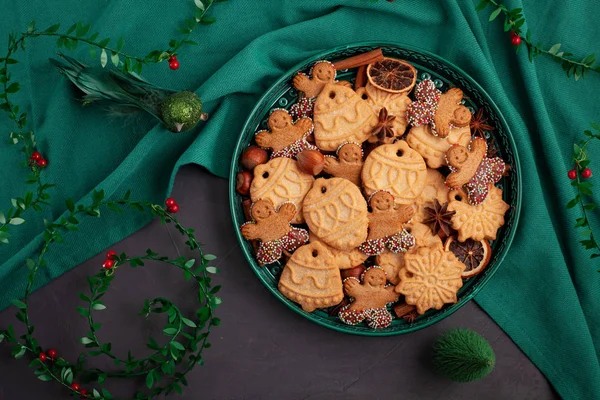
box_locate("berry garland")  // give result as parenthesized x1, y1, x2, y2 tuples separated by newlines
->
(0, 1, 226, 398)
(478, 1, 600, 260)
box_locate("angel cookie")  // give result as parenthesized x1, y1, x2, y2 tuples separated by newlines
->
(406, 79, 471, 138)
(359, 191, 416, 256)
(240, 199, 309, 265)
(255, 109, 317, 159)
(292, 60, 352, 99)
(339, 266, 400, 329)
(445, 137, 506, 205)
(323, 142, 364, 186)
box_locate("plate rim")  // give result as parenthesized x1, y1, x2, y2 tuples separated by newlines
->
(228, 41, 522, 336)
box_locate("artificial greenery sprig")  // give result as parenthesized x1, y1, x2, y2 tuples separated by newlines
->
(0, 189, 221, 399)
(566, 123, 600, 260)
(477, 0, 599, 80)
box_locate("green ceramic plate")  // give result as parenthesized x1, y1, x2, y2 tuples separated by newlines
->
(229, 42, 521, 336)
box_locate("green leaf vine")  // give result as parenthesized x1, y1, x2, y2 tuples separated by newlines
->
(0, 0, 226, 398)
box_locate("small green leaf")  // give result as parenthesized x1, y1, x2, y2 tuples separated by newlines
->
(26, 258, 35, 270)
(11, 299, 26, 309)
(200, 16, 217, 24)
(489, 7, 502, 21)
(0, 211, 5, 224)
(37, 374, 52, 381)
(13, 346, 26, 359)
(111, 52, 119, 67)
(66, 198, 75, 212)
(9, 217, 25, 225)
(184, 259, 195, 269)
(171, 341, 185, 351)
(93, 303, 106, 311)
(6, 82, 20, 93)
(203, 254, 217, 261)
(45, 23, 60, 33)
(80, 337, 94, 345)
(181, 317, 197, 328)
(566, 196, 580, 209)
(0, 334, 4, 344)
(584, 203, 597, 211)
(146, 371, 154, 389)
(66, 23, 77, 34)
(194, 0, 206, 10)
(548, 43, 561, 55)
(116, 37, 125, 51)
(475, 0, 488, 11)
(93, 389, 101, 399)
(100, 49, 108, 68)
(163, 327, 178, 336)
(101, 388, 114, 400)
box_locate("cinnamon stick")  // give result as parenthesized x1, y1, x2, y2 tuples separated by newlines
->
(333, 48, 384, 71)
(393, 302, 417, 318)
(354, 65, 368, 89)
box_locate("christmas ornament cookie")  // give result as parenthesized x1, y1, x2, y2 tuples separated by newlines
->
(240, 199, 309, 266)
(278, 241, 344, 312)
(309, 233, 368, 270)
(313, 83, 379, 151)
(358, 191, 416, 256)
(303, 177, 369, 251)
(405, 124, 472, 169)
(447, 185, 509, 242)
(356, 81, 412, 143)
(293, 60, 352, 99)
(255, 109, 316, 158)
(413, 169, 450, 223)
(250, 157, 314, 224)
(445, 138, 507, 205)
(396, 243, 466, 314)
(375, 222, 443, 283)
(406, 79, 471, 138)
(362, 140, 427, 204)
(322, 142, 364, 186)
(339, 266, 400, 329)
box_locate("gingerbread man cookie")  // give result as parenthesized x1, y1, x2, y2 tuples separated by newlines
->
(445, 138, 506, 205)
(240, 199, 309, 265)
(406, 79, 471, 138)
(359, 191, 416, 256)
(338, 266, 400, 329)
(293, 60, 352, 99)
(255, 109, 317, 158)
(323, 142, 364, 186)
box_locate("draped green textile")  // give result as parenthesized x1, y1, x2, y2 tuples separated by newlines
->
(1, 1, 599, 398)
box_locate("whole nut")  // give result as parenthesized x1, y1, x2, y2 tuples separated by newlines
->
(296, 149, 325, 175)
(341, 264, 366, 280)
(240, 146, 268, 170)
(236, 170, 253, 196)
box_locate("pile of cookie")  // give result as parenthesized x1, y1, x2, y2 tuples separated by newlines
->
(236, 49, 510, 329)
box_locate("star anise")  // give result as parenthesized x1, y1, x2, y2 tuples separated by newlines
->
(470, 108, 494, 138)
(423, 199, 456, 236)
(402, 311, 419, 323)
(372, 107, 396, 141)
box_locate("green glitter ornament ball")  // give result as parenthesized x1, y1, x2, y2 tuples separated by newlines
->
(433, 328, 495, 382)
(160, 91, 208, 133)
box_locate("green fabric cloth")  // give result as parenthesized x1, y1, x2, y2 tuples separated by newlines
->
(1, 1, 599, 398)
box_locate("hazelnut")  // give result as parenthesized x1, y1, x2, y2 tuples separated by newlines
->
(240, 146, 268, 170)
(296, 150, 325, 175)
(341, 264, 366, 280)
(235, 170, 253, 196)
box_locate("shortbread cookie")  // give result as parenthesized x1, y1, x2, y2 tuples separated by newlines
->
(396, 243, 465, 314)
(362, 140, 427, 204)
(359, 191, 415, 256)
(405, 124, 471, 169)
(250, 157, 314, 224)
(339, 266, 399, 329)
(240, 199, 309, 265)
(323, 142, 364, 186)
(255, 109, 316, 158)
(278, 241, 344, 312)
(447, 184, 509, 241)
(356, 82, 411, 143)
(313, 83, 378, 151)
(303, 177, 369, 250)
(413, 169, 450, 223)
(446, 138, 506, 205)
(309, 232, 368, 270)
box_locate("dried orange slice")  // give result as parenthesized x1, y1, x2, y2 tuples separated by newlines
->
(366, 58, 417, 94)
(444, 237, 491, 278)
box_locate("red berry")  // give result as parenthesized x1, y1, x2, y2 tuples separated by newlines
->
(102, 259, 114, 269)
(70, 383, 81, 392)
(169, 60, 180, 70)
(106, 250, 117, 260)
(510, 30, 517, 38)
(37, 158, 48, 168)
(80, 389, 88, 398)
(168, 55, 177, 63)
(168, 204, 179, 214)
(568, 169, 577, 180)
(582, 168, 592, 179)
(30, 151, 42, 161)
(39, 352, 47, 362)
(511, 35, 521, 46)
(165, 197, 176, 207)
(47, 349, 57, 359)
